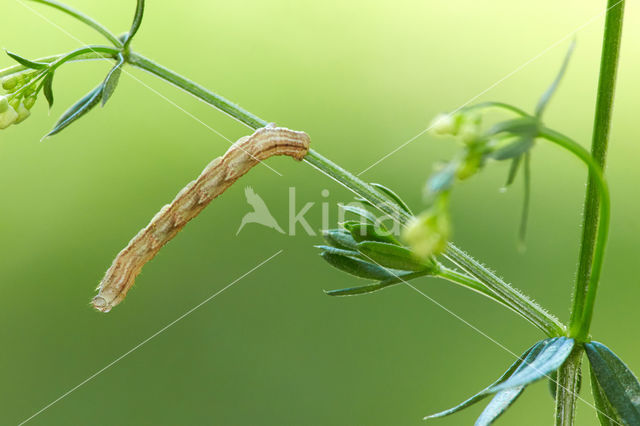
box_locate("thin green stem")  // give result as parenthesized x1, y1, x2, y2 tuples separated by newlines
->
(461, 101, 529, 117)
(437, 266, 514, 310)
(127, 52, 268, 129)
(0, 51, 114, 78)
(124, 50, 565, 337)
(538, 127, 611, 342)
(569, 0, 624, 341)
(27, 0, 123, 47)
(48, 46, 120, 72)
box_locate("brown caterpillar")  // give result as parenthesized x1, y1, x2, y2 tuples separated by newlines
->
(92, 124, 310, 312)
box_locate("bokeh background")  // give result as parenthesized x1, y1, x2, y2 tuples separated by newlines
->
(1, 1, 638, 424)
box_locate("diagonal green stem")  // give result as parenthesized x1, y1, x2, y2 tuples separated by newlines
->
(123, 51, 565, 337)
(27, 0, 123, 47)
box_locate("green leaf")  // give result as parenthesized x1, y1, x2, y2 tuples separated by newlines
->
(320, 252, 393, 281)
(590, 365, 623, 426)
(323, 229, 359, 251)
(43, 72, 55, 108)
(356, 241, 431, 272)
(490, 337, 574, 392)
(585, 341, 640, 425)
(326, 270, 427, 297)
(46, 84, 104, 137)
(475, 340, 558, 425)
(504, 156, 522, 188)
(5, 50, 48, 70)
(314, 245, 361, 258)
(535, 40, 575, 117)
(101, 54, 124, 106)
(485, 117, 538, 138)
(425, 341, 540, 420)
(475, 387, 526, 426)
(339, 204, 378, 224)
(123, 0, 146, 48)
(491, 136, 534, 161)
(344, 222, 399, 245)
(370, 183, 413, 215)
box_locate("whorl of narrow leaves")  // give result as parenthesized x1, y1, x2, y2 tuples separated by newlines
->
(426, 338, 574, 425)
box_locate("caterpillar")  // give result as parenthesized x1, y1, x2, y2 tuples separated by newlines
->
(92, 124, 310, 312)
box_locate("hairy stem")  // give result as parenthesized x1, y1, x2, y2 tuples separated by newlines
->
(570, 0, 625, 342)
(124, 50, 564, 336)
(554, 346, 583, 426)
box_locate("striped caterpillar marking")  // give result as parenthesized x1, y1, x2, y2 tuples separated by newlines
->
(92, 125, 310, 312)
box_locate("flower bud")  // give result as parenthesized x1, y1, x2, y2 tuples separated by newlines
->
(0, 103, 19, 129)
(0, 96, 9, 113)
(402, 206, 451, 261)
(429, 113, 460, 136)
(2, 76, 19, 91)
(23, 95, 37, 110)
(13, 102, 31, 124)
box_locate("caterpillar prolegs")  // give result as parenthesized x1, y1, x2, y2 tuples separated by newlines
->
(92, 124, 310, 312)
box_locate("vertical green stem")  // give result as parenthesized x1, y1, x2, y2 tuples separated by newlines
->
(569, 0, 625, 342)
(558, 1, 625, 425)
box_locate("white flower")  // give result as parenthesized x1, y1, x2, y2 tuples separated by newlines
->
(429, 113, 459, 136)
(0, 106, 19, 129)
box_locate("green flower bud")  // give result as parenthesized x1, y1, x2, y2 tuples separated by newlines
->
(2, 76, 19, 91)
(13, 102, 31, 124)
(402, 204, 451, 261)
(0, 104, 19, 129)
(23, 95, 37, 110)
(429, 113, 461, 136)
(0, 96, 9, 113)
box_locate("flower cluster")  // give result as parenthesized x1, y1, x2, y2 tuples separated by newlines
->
(0, 73, 39, 130)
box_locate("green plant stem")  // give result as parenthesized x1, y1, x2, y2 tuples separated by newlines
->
(557, 2, 625, 425)
(569, 0, 625, 341)
(124, 51, 564, 337)
(538, 126, 610, 341)
(437, 266, 513, 310)
(554, 345, 583, 425)
(0, 51, 115, 78)
(27, 0, 123, 47)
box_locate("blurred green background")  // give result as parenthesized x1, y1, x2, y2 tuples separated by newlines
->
(1, 1, 638, 424)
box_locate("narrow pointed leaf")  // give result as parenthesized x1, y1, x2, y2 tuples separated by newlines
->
(491, 136, 534, 161)
(474, 340, 556, 425)
(490, 337, 574, 392)
(425, 342, 541, 419)
(370, 182, 413, 214)
(124, 0, 145, 48)
(314, 245, 361, 258)
(519, 152, 531, 246)
(5, 51, 48, 70)
(535, 40, 575, 117)
(46, 84, 103, 137)
(475, 387, 525, 426)
(323, 229, 358, 251)
(326, 271, 427, 297)
(43, 72, 55, 108)
(504, 156, 522, 188)
(485, 117, 538, 138)
(357, 241, 431, 272)
(585, 341, 640, 425)
(339, 204, 378, 224)
(320, 252, 393, 281)
(101, 54, 124, 106)
(590, 365, 623, 426)
(344, 222, 399, 245)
